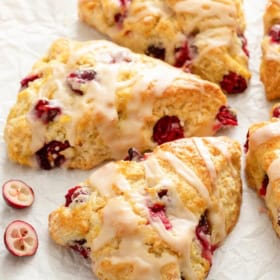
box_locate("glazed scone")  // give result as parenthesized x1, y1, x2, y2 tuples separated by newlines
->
(49, 137, 242, 280)
(79, 0, 251, 94)
(245, 109, 280, 237)
(4, 38, 236, 170)
(260, 0, 280, 100)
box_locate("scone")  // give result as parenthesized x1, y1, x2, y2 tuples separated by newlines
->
(49, 137, 242, 280)
(4, 38, 236, 170)
(79, 0, 251, 94)
(260, 0, 280, 100)
(245, 108, 280, 237)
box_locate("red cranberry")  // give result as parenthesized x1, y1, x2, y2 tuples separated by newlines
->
(65, 186, 89, 207)
(70, 239, 90, 259)
(244, 131, 250, 153)
(20, 74, 40, 89)
(220, 72, 247, 94)
(214, 106, 238, 131)
(195, 214, 215, 264)
(33, 99, 61, 124)
(272, 106, 280, 118)
(157, 189, 168, 199)
(153, 116, 184, 145)
(67, 69, 96, 95)
(35, 140, 70, 170)
(149, 203, 172, 230)
(145, 45, 166, 60)
(259, 175, 269, 196)
(174, 41, 191, 68)
(239, 34, 250, 57)
(269, 24, 280, 43)
(124, 148, 145, 161)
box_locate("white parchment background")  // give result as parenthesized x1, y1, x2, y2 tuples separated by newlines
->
(0, 1, 278, 279)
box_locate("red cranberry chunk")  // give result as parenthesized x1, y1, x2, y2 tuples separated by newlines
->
(239, 34, 250, 57)
(158, 189, 168, 199)
(149, 203, 172, 230)
(153, 116, 184, 145)
(33, 99, 61, 124)
(20, 74, 40, 89)
(65, 186, 89, 207)
(70, 239, 90, 259)
(114, 12, 126, 26)
(216, 106, 238, 127)
(67, 69, 96, 95)
(259, 174, 269, 197)
(35, 140, 70, 170)
(272, 106, 280, 118)
(145, 45, 166, 60)
(174, 41, 191, 68)
(195, 214, 215, 264)
(244, 131, 250, 153)
(269, 24, 280, 43)
(124, 148, 145, 161)
(220, 72, 247, 94)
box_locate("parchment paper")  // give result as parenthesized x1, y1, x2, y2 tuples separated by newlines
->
(0, 1, 279, 279)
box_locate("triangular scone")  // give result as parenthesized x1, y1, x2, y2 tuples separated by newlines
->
(49, 137, 242, 280)
(260, 0, 280, 100)
(245, 108, 280, 236)
(79, 0, 250, 94)
(4, 38, 236, 170)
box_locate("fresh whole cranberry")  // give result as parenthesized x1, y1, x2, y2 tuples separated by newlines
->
(145, 45, 166, 60)
(35, 140, 70, 170)
(70, 239, 90, 259)
(20, 74, 40, 89)
(33, 99, 61, 124)
(214, 106, 238, 131)
(65, 186, 89, 207)
(269, 24, 280, 43)
(195, 213, 215, 264)
(149, 202, 172, 230)
(67, 69, 96, 95)
(153, 116, 184, 145)
(174, 41, 191, 68)
(220, 72, 247, 94)
(259, 174, 269, 196)
(272, 106, 280, 118)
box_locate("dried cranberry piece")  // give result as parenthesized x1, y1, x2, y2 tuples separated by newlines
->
(158, 189, 168, 199)
(195, 214, 215, 264)
(33, 99, 61, 124)
(239, 34, 250, 57)
(174, 41, 191, 68)
(244, 131, 250, 153)
(220, 72, 247, 94)
(20, 74, 40, 89)
(153, 116, 184, 145)
(272, 106, 280, 118)
(35, 140, 70, 170)
(70, 239, 91, 259)
(145, 45, 166, 60)
(67, 69, 96, 95)
(149, 203, 172, 230)
(259, 175, 269, 196)
(124, 148, 145, 161)
(269, 24, 280, 43)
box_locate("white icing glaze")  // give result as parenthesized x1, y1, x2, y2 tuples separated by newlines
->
(250, 121, 280, 150)
(157, 150, 210, 202)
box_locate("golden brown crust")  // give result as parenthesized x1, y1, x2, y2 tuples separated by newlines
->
(4, 38, 230, 170)
(78, 0, 250, 93)
(49, 136, 242, 280)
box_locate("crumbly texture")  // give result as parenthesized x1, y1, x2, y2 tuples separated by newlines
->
(260, 0, 280, 100)
(246, 116, 280, 237)
(49, 136, 242, 280)
(78, 0, 251, 93)
(4, 38, 229, 170)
